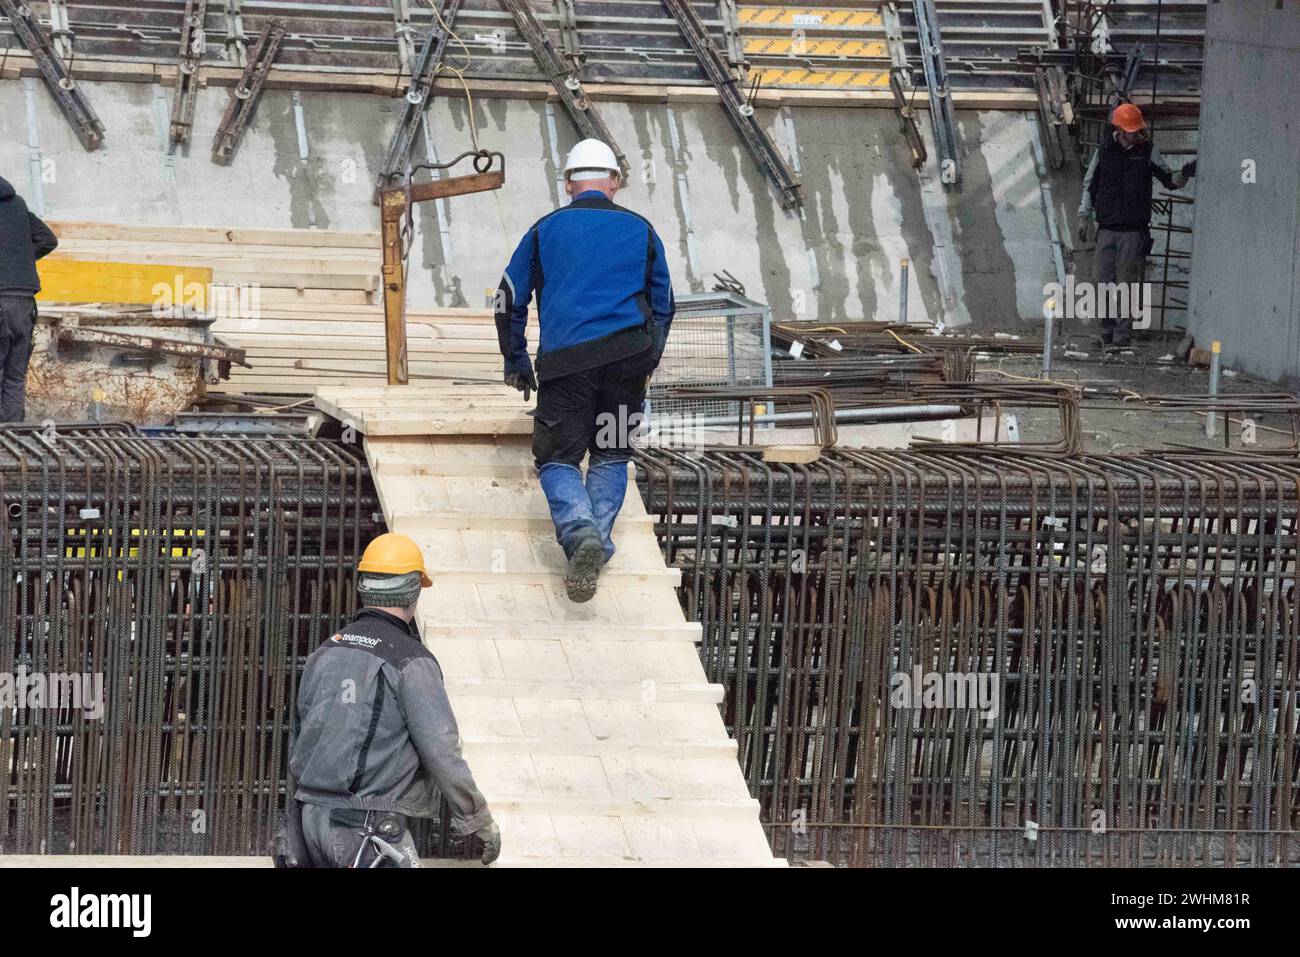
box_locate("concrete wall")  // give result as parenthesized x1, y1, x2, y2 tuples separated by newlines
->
(1187, 0, 1300, 385)
(0, 77, 1065, 329)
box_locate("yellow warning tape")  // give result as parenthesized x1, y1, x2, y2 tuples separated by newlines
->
(752, 67, 891, 88)
(63, 526, 204, 562)
(744, 37, 887, 57)
(738, 7, 882, 28)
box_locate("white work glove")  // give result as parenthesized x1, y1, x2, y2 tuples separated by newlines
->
(475, 821, 501, 865)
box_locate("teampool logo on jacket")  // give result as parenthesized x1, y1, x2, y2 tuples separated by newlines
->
(332, 633, 381, 648)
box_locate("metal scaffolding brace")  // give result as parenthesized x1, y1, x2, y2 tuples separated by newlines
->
(45, 0, 71, 58)
(553, 0, 584, 71)
(912, 0, 960, 186)
(879, 2, 926, 168)
(391, 0, 416, 74)
(716, 0, 746, 71)
(1033, 64, 1070, 170)
(222, 0, 247, 67)
(660, 0, 801, 208)
(1, 0, 104, 150)
(496, 0, 630, 181)
(376, 0, 465, 193)
(170, 0, 209, 146)
(211, 17, 284, 164)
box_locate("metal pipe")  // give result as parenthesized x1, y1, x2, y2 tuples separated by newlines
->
(899, 258, 910, 323)
(1206, 339, 1221, 437)
(1042, 297, 1056, 378)
(648, 403, 965, 431)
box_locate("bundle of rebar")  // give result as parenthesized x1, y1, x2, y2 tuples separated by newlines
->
(772, 321, 1043, 384)
(0, 427, 390, 856)
(770, 353, 951, 392)
(635, 446, 1300, 867)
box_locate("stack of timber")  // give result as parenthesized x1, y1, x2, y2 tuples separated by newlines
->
(46, 222, 526, 394)
(210, 306, 538, 395)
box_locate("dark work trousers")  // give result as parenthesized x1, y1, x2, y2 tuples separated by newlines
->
(531, 348, 656, 562)
(300, 804, 421, 868)
(1093, 228, 1147, 346)
(531, 347, 657, 471)
(0, 296, 36, 423)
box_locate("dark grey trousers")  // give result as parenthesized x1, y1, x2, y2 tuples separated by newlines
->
(1093, 228, 1147, 346)
(0, 296, 35, 423)
(300, 803, 421, 868)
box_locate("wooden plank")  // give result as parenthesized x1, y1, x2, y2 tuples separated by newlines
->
(444, 679, 721, 703)
(762, 444, 823, 464)
(462, 736, 737, 759)
(48, 221, 378, 248)
(422, 619, 703, 642)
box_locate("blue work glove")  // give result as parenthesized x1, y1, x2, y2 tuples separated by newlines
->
(503, 354, 537, 401)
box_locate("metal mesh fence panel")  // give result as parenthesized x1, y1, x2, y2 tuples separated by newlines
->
(648, 292, 772, 426)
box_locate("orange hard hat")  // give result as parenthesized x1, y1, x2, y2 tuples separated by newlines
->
(358, 533, 433, 587)
(1111, 103, 1146, 133)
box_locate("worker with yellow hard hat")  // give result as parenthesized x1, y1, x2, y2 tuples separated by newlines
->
(1077, 102, 1196, 352)
(277, 532, 501, 868)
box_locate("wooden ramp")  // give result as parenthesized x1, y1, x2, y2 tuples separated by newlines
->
(314, 383, 781, 867)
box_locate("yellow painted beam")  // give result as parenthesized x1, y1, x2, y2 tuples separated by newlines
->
(36, 256, 212, 309)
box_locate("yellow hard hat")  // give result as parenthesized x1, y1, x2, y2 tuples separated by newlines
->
(358, 533, 433, 587)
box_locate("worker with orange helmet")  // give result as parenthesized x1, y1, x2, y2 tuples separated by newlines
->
(278, 532, 500, 868)
(1077, 101, 1196, 351)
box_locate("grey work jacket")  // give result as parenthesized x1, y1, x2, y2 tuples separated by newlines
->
(289, 608, 493, 835)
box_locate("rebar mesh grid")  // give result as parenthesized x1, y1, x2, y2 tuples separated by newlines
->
(635, 446, 1300, 867)
(0, 428, 395, 856)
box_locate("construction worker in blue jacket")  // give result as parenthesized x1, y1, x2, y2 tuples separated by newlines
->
(495, 138, 675, 603)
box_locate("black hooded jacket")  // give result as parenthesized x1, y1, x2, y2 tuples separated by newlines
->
(0, 176, 58, 296)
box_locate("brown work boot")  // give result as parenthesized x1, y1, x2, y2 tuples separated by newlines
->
(565, 533, 605, 603)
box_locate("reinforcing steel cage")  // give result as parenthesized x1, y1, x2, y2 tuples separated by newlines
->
(0, 427, 385, 856)
(635, 446, 1300, 867)
(10, 428, 1299, 867)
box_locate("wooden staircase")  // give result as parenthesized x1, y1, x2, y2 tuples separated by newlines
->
(314, 383, 781, 867)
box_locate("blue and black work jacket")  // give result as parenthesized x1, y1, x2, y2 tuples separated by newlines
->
(495, 190, 675, 382)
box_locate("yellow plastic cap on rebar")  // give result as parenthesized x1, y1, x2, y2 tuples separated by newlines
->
(358, 533, 433, 587)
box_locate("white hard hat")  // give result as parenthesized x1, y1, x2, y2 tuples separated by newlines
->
(563, 138, 620, 182)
